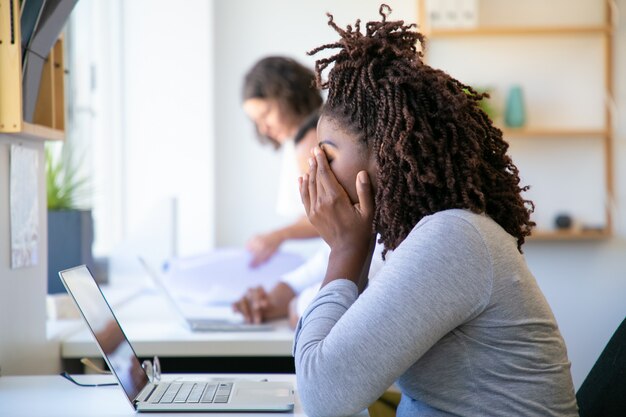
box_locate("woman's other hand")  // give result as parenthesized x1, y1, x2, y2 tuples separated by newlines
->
(232, 282, 296, 324)
(246, 231, 284, 267)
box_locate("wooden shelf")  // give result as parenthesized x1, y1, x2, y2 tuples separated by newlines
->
(417, 0, 615, 242)
(33, 36, 66, 134)
(427, 26, 611, 37)
(529, 229, 611, 241)
(20, 122, 65, 141)
(0, 0, 66, 141)
(500, 128, 609, 139)
(0, 123, 64, 142)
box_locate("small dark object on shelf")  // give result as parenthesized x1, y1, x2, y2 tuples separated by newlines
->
(555, 214, 573, 230)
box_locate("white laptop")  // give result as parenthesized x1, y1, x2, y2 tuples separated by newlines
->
(138, 257, 272, 332)
(59, 265, 295, 412)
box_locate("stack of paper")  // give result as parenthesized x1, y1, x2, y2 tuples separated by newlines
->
(161, 248, 304, 306)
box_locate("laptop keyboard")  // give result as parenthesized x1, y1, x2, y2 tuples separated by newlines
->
(150, 381, 233, 404)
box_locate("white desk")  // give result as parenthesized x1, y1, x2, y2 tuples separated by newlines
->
(0, 374, 369, 416)
(54, 287, 296, 373)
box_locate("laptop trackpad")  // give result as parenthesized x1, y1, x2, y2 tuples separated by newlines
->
(232, 382, 294, 404)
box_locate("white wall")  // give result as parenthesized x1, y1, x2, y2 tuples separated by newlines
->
(0, 137, 59, 375)
(213, 0, 626, 389)
(68, 0, 215, 266)
(120, 0, 215, 258)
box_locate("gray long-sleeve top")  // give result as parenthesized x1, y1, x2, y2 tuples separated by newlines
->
(293, 209, 578, 417)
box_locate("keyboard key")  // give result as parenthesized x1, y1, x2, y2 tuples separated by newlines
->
(149, 384, 169, 403)
(173, 382, 195, 403)
(187, 383, 206, 403)
(213, 382, 232, 403)
(213, 395, 229, 403)
(216, 382, 233, 396)
(200, 383, 218, 403)
(160, 382, 182, 403)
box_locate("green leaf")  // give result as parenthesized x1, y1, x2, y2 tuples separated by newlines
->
(45, 144, 90, 210)
(464, 86, 498, 121)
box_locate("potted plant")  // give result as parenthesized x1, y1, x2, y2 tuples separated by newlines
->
(46, 144, 94, 293)
(464, 86, 499, 122)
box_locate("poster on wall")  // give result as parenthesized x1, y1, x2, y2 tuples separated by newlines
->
(10, 145, 39, 269)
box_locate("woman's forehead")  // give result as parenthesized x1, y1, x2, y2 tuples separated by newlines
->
(318, 114, 345, 135)
(318, 114, 362, 145)
(243, 98, 271, 115)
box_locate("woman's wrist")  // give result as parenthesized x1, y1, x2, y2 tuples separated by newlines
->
(269, 229, 287, 244)
(322, 245, 371, 287)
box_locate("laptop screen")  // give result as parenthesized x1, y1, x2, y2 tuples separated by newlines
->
(59, 266, 150, 404)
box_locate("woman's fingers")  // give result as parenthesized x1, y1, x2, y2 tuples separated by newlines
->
(233, 286, 269, 324)
(247, 232, 283, 267)
(307, 156, 318, 209)
(313, 147, 338, 196)
(247, 287, 265, 324)
(356, 170, 374, 218)
(250, 287, 268, 310)
(299, 174, 311, 215)
(250, 246, 273, 267)
(233, 298, 252, 323)
(302, 147, 343, 214)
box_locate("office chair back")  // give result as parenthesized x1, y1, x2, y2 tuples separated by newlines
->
(576, 316, 626, 417)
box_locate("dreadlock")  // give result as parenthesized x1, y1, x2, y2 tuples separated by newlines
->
(309, 4, 535, 254)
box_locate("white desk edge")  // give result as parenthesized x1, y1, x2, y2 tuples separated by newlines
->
(0, 373, 369, 417)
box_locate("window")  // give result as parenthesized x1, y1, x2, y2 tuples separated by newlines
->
(66, 0, 215, 275)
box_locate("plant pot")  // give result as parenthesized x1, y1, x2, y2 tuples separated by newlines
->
(47, 209, 94, 294)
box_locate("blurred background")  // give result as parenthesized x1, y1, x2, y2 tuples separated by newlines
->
(54, 0, 626, 387)
(0, 0, 624, 389)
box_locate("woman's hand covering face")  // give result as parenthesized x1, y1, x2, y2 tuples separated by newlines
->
(299, 146, 374, 255)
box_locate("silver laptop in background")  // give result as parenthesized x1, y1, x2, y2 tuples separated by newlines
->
(58, 265, 295, 412)
(138, 257, 272, 332)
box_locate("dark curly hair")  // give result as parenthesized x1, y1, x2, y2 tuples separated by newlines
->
(309, 4, 535, 253)
(243, 56, 323, 148)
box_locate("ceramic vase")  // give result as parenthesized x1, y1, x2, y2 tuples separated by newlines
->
(504, 85, 526, 128)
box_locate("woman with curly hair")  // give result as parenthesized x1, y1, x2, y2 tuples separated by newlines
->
(294, 5, 578, 417)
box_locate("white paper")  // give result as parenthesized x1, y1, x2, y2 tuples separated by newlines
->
(10, 145, 39, 268)
(161, 248, 305, 306)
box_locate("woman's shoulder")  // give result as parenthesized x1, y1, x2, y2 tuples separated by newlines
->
(377, 211, 485, 269)
(415, 209, 513, 243)
(420, 208, 486, 224)
(404, 209, 518, 259)
(413, 209, 482, 236)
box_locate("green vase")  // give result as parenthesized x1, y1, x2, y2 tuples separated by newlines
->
(505, 85, 526, 128)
